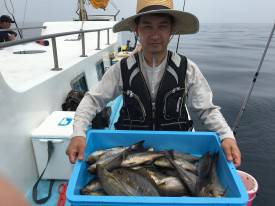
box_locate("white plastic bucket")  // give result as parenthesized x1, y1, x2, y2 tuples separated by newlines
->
(237, 170, 258, 206)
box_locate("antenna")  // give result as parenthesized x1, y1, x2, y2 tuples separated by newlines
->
(175, 0, 186, 53)
(109, 0, 120, 20)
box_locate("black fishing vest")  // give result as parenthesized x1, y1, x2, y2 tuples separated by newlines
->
(114, 51, 193, 131)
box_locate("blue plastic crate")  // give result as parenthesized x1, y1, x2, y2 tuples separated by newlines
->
(67, 130, 248, 206)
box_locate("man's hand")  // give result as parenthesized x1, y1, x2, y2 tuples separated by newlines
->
(221, 138, 241, 168)
(66, 136, 86, 164)
(8, 34, 16, 41)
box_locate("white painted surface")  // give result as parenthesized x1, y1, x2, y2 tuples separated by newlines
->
(0, 21, 118, 193)
(0, 21, 118, 92)
(31, 111, 75, 139)
(32, 138, 73, 180)
(32, 111, 75, 180)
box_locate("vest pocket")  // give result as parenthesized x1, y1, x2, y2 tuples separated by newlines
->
(163, 87, 185, 120)
(123, 90, 146, 121)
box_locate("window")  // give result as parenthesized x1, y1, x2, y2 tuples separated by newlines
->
(96, 60, 105, 81)
(70, 73, 88, 92)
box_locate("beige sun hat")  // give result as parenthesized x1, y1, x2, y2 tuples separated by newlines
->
(113, 0, 199, 35)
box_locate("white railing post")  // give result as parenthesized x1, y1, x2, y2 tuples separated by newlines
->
(51, 37, 62, 71)
(80, 30, 87, 57)
(96, 30, 101, 50)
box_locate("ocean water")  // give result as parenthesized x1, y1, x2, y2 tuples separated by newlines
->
(24, 23, 275, 205)
(170, 24, 275, 206)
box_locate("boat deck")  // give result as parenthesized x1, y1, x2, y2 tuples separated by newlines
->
(0, 21, 117, 92)
(25, 96, 122, 206)
(26, 180, 71, 206)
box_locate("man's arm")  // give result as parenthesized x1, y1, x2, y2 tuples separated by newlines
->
(66, 62, 123, 163)
(186, 59, 241, 167)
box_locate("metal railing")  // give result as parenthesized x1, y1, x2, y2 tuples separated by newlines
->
(0, 27, 113, 71)
(0, 26, 47, 32)
(87, 10, 120, 21)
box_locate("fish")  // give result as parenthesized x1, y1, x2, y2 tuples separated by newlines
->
(158, 176, 189, 196)
(95, 150, 130, 195)
(121, 151, 165, 167)
(82, 190, 107, 196)
(82, 140, 225, 198)
(86, 140, 146, 165)
(196, 152, 225, 197)
(87, 149, 126, 174)
(195, 152, 214, 196)
(153, 157, 197, 174)
(86, 147, 125, 165)
(173, 151, 200, 163)
(87, 164, 97, 174)
(144, 167, 188, 196)
(97, 165, 132, 196)
(164, 151, 198, 196)
(87, 140, 146, 173)
(143, 167, 168, 185)
(96, 161, 160, 196)
(80, 178, 103, 195)
(111, 168, 160, 196)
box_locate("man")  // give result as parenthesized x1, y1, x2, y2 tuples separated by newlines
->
(0, 15, 17, 42)
(66, 0, 241, 167)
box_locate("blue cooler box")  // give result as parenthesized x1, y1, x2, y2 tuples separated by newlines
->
(67, 130, 248, 206)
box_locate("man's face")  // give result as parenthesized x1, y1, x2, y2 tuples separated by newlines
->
(0, 21, 11, 29)
(136, 14, 173, 55)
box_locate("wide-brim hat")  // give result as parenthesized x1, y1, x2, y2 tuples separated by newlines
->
(113, 0, 199, 35)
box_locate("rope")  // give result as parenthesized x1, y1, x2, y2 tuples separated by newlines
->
(175, 0, 186, 53)
(22, 0, 29, 30)
(232, 23, 275, 135)
(4, 0, 15, 16)
(109, 0, 119, 11)
(57, 183, 67, 206)
(3, 0, 23, 39)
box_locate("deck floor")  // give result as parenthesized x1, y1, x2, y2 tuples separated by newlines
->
(26, 180, 71, 206)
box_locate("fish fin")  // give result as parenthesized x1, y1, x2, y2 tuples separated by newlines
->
(162, 150, 175, 160)
(129, 140, 145, 152)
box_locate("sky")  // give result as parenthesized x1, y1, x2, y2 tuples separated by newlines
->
(0, 0, 274, 24)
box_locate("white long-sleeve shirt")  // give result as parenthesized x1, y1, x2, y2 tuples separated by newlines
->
(73, 51, 234, 141)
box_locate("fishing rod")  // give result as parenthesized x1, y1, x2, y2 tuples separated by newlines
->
(232, 23, 275, 135)
(175, 0, 186, 53)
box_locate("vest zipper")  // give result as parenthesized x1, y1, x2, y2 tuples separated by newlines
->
(149, 71, 169, 130)
(152, 102, 156, 130)
(136, 51, 170, 129)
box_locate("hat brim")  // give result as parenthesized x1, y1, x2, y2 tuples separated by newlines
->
(113, 9, 199, 35)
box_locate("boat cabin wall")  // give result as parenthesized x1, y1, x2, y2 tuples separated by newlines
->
(0, 21, 118, 194)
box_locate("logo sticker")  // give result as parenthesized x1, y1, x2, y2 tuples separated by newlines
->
(58, 117, 73, 126)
